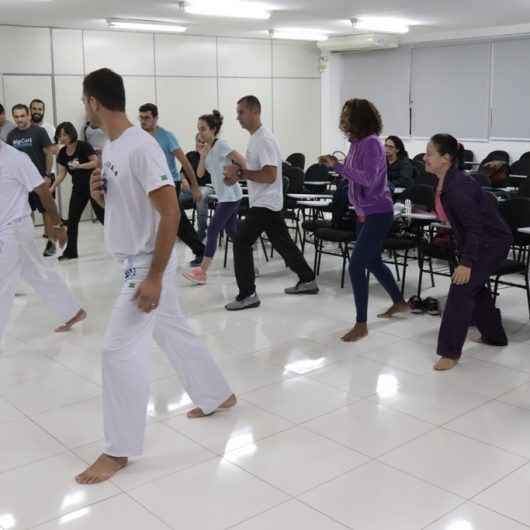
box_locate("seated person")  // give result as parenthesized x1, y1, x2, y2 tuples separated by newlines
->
(384, 135, 414, 192)
(179, 133, 212, 241)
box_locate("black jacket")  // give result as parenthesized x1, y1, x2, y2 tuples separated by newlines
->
(440, 168, 512, 267)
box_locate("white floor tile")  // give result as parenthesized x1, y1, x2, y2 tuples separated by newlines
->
(33, 397, 104, 449)
(225, 427, 368, 495)
(129, 458, 288, 530)
(0, 398, 26, 425)
(231, 500, 348, 530)
(0, 418, 65, 473)
(424, 502, 530, 530)
(301, 461, 461, 530)
(166, 399, 293, 454)
(499, 382, 530, 411)
(475, 463, 530, 526)
(304, 400, 434, 457)
(380, 428, 526, 498)
(242, 377, 355, 423)
(0, 453, 119, 529)
(33, 495, 169, 530)
(73, 422, 215, 491)
(4, 368, 101, 417)
(447, 401, 530, 458)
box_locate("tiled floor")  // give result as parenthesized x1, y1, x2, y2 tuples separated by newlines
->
(1, 222, 530, 529)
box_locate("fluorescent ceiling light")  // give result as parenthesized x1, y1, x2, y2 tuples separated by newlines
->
(181, 1, 271, 20)
(107, 18, 187, 32)
(270, 28, 329, 42)
(352, 17, 410, 34)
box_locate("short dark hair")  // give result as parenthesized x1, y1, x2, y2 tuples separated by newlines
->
(139, 103, 158, 118)
(30, 98, 45, 111)
(12, 103, 29, 115)
(199, 110, 224, 135)
(55, 121, 78, 143)
(385, 135, 408, 159)
(0, 103, 5, 115)
(430, 134, 465, 170)
(340, 99, 382, 139)
(83, 68, 126, 112)
(237, 95, 261, 114)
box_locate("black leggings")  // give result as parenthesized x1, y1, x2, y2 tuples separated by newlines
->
(63, 186, 105, 257)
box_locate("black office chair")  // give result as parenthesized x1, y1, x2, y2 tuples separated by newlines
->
(463, 149, 475, 170)
(286, 152, 306, 171)
(400, 184, 436, 212)
(519, 152, 530, 162)
(510, 159, 530, 178)
(518, 177, 530, 198)
(493, 198, 530, 318)
(412, 160, 437, 188)
(304, 163, 331, 193)
(481, 150, 510, 166)
(413, 153, 426, 164)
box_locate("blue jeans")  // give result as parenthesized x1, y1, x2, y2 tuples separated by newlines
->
(179, 186, 211, 242)
(349, 212, 403, 323)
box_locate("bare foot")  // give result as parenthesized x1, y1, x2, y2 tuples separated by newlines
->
(433, 357, 459, 371)
(377, 302, 410, 319)
(55, 309, 87, 333)
(75, 454, 128, 484)
(341, 322, 368, 342)
(187, 393, 237, 419)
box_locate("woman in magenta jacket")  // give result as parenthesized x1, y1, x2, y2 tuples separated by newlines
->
(322, 99, 409, 342)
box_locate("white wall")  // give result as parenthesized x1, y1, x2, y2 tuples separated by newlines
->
(0, 25, 322, 216)
(327, 37, 530, 164)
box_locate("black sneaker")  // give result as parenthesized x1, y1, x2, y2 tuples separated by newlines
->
(408, 295, 425, 314)
(189, 255, 203, 267)
(425, 297, 441, 316)
(43, 240, 56, 257)
(58, 254, 78, 261)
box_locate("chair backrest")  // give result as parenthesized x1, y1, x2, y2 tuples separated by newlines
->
(518, 177, 530, 198)
(519, 151, 530, 162)
(510, 159, 530, 177)
(282, 162, 305, 194)
(463, 150, 474, 162)
(412, 160, 437, 188)
(305, 163, 330, 182)
(413, 153, 426, 164)
(400, 184, 435, 212)
(499, 197, 530, 231)
(286, 152, 306, 171)
(481, 150, 510, 165)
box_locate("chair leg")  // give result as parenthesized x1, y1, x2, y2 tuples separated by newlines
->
(428, 256, 435, 288)
(392, 251, 401, 282)
(313, 238, 320, 276)
(401, 249, 409, 297)
(417, 251, 424, 298)
(340, 243, 347, 288)
(525, 271, 530, 320)
(223, 236, 230, 269)
(259, 235, 269, 262)
(317, 239, 324, 275)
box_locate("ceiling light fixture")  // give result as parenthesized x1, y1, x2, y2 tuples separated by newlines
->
(181, 1, 271, 20)
(269, 28, 329, 42)
(106, 18, 187, 33)
(351, 17, 410, 34)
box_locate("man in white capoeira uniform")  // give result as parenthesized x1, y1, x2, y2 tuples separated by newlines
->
(75, 68, 235, 484)
(0, 142, 86, 343)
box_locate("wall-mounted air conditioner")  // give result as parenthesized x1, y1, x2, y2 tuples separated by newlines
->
(317, 33, 399, 53)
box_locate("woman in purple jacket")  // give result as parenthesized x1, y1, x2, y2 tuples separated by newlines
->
(425, 134, 513, 370)
(322, 99, 409, 342)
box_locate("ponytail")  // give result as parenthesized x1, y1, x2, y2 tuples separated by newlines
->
(430, 134, 465, 170)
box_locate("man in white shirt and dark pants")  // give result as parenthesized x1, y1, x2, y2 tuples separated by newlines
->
(223, 95, 318, 310)
(76, 68, 235, 484)
(0, 142, 86, 342)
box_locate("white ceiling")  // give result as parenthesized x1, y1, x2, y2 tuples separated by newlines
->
(2, 0, 530, 40)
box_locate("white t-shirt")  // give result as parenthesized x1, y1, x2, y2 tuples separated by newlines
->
(205, 138, 242, 203)
(0, 142, 43, 230)
(41, 122, 56, 144)
(245, 126, 283, 212)
(101, 126, 175, 261)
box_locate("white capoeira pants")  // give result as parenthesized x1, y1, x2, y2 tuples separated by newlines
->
(103, 252, 233, 457)
(0, 216, 81, 342)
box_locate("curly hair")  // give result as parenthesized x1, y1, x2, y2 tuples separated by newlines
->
(340, 98, 383, 139)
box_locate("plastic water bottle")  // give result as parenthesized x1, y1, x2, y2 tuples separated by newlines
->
(405, 199, 412, 216)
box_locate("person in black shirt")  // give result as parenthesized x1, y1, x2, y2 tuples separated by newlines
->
(50, 122, 104, 260)
(7, 103, 58, 256)
(384, 135, 415, 192)
(179, 133, 212, 241)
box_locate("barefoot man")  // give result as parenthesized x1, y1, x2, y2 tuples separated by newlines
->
(76, 68, 235, 484)
(0, 141, 86, 342)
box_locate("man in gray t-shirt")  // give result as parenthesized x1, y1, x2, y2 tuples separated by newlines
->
(0, 104, 15, 142)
